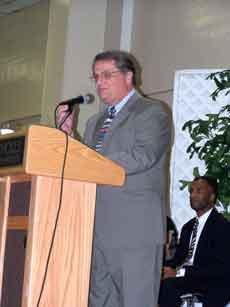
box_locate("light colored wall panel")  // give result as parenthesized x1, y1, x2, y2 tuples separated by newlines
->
(0, 0, 109, 136)
(131, 0, 230, 106)
(104, 0, 123, 50)
(0, 0, 49, 124)
(40, 0, 70, 127)
(54, 0, 108, 137)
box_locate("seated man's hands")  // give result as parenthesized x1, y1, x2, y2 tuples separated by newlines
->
(162, 266, 177, 279)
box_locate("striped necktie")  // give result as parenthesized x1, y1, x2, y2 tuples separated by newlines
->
(184, 218, 199, 264)
(95, 106, 116, 152)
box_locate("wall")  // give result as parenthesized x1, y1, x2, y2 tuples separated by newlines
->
(0, 0, 49, 126)
(130, 0, 230, 107)
(0, 0, 108, 136)
(39, 0, 71, 127)
(56, 0, 108, 137)
(1, 0, 230, 133)
(104, 0, 123, 50)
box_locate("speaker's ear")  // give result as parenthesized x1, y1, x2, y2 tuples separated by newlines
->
(210, 193, 215, 203)
(126, 71, 133, 83)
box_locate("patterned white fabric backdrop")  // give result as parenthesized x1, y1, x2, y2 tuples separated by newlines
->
(170, 69, 228, 232)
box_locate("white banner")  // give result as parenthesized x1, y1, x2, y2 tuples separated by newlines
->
(170, 69, 228, 231)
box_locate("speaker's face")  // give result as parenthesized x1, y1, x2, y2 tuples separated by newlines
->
(92, 59, 133, 106)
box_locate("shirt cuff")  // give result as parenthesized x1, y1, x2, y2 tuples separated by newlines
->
(176, 267, 185, 277)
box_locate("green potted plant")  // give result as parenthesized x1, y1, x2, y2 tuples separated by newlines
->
(180, 70, 230, 218)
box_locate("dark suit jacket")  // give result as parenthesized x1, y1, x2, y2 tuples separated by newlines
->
(167, 208, 230, 284)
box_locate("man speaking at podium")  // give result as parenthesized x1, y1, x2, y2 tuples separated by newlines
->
(57, 50, 170, 307)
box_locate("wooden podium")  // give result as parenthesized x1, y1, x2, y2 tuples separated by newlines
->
(0, 125, 125, 307)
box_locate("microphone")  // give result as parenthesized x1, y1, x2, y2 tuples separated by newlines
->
(58, 94, 94, 108)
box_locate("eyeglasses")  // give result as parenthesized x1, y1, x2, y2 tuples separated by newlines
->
(90, 70, 122, 83)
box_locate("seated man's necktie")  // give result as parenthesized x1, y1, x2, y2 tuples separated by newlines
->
(184, 218, 199, 265)
(95, 106, 116, 152)
(176, 218, 199, 277)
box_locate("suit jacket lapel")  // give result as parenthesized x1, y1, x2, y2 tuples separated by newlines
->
(89, 110, 107, 147)
(99, 91, 140, 151)
(193, 209, 217, 263)
(185, 219, 196, 250)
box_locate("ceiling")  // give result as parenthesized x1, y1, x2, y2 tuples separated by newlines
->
(0, 0, 42, 16)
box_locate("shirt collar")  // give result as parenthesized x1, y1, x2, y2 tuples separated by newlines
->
(109, 88, 136, 114)
(197, 208, 213, 226)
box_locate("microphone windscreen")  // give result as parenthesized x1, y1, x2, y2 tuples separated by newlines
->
(84, 93, 95, 104)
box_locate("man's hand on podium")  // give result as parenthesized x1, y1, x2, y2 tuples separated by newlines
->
(56, 105, 74, 136)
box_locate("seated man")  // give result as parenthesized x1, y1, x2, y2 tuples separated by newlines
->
(158, 176, 230, 307)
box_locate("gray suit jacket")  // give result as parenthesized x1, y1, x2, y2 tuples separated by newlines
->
(84, 91, 170, 250)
